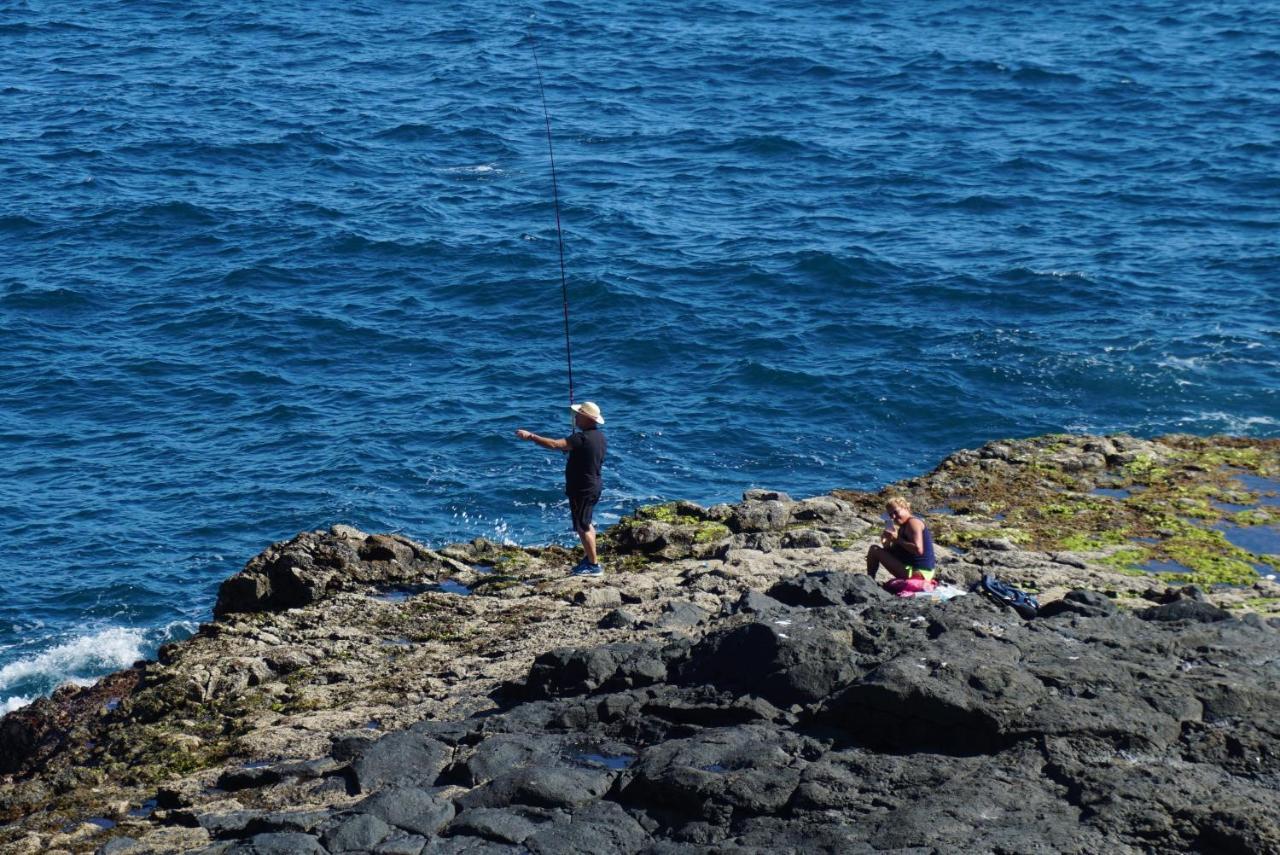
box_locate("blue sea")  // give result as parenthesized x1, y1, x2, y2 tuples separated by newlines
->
(2, 0, 1278, 712)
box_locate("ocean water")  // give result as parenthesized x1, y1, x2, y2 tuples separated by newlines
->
(2, 0, 1278, 710)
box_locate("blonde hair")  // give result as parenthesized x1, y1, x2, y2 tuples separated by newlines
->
(885, 496, 911, 512)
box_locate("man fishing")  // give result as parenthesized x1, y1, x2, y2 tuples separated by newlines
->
(515, 401, 607, 577)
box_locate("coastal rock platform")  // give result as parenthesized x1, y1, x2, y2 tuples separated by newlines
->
(1, 434, 1278, 853)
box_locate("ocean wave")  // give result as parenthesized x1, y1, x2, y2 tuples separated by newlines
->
(0, 627, 147, 697)
(947, 194, 1018, 212)
(1176, 412, 1278, 433)
(1012, 66, 1086, 85)
(0, 284, 97, 311)
(326, 232, 449, 260)
(711, 134, 830, 158)
(0, 215, 43, 233)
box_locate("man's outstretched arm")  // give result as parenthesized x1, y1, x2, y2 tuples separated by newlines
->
(515, 429, 570, 451)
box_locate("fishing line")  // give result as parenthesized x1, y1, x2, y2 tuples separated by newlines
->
(526, 20, 575, 422)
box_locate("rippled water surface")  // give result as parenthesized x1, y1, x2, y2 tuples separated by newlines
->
(2, 0, 1278, 706)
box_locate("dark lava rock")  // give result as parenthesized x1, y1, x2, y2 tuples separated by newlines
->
(1137, 597, 1232, 623)
(522, 641, 684, 699)
(204, 568, 1280, 855)
(621, 724, 811, 818)
(767, 570, 885, 608)
(1038, 588, 1117, 619)
(455, 764, 614, 811)
(599, 608, 641, 629)
(373, 834, 428, 855)
(523, 800, 649, 854)
(321, 812, 393, 853)
(223, 832, 327, 855)
(655, 601, 708, 629)
(355, 786, 455, 836)
(676, 620, 862, 707)
(196, 809, 264, 838)
(217, 765, 284, 792)
(446, 734, 565, 788)
(344, 731, 452, 793)
(445, 806, 554, 845)
(729, 589, 787, 615)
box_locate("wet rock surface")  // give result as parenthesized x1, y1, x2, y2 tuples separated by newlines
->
(1, 433, 1278, 853)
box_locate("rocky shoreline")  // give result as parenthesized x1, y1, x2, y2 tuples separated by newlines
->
(1, 433, 1278, 854)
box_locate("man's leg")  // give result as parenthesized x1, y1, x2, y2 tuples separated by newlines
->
(578, 525, 597, 564)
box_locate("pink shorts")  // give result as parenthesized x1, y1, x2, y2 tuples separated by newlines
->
(883, 576, 938, 597)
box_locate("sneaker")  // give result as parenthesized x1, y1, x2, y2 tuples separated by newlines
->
(570, 563, 604, 578)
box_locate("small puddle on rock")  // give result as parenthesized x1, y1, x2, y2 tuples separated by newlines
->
(372, 584, 435, 602)
(1093, 487, 1132, 499)
(1140, 559, 1195, 575)
(374, 580, 472, 601)
(700, 764, 729, 773)
(365, 719, 382, 730)
(1236, 473, 1280, 506)
(1214, 522, 1280, 558)
(572, 752, 635, 770)
(129, 800, 158, 818)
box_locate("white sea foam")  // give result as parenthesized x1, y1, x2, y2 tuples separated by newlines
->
(1030, 268, 1092, 281)
(442, 163, 499, 175)
(0, 695, 34, 715)
(1177, 412, 1279, 432)
(0, 626, 148, 695)
(1157, 355, 1208, 372)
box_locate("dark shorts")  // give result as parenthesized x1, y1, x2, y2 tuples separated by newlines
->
(569, 492, 600, 533)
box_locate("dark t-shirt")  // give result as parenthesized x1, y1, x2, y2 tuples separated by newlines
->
(564, 427, 606, 495)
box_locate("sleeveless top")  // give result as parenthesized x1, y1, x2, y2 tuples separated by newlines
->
(894, 519, 936, 570)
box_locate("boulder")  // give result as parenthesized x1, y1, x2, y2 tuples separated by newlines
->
(344, 731, 452, 793)
(677, 620, 862, 707)
(767, 571, 885, 608)
(523, 642, 682, 699)
(355, 787, 455, 837)
(321, 813, 393, 853)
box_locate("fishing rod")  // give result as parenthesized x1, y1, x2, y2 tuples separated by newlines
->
(526, 22, 576, 427)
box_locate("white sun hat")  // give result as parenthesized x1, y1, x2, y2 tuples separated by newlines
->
(569, 401, 605, 425)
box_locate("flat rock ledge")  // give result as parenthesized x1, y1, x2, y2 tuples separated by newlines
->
(1, 433, 1277, 854)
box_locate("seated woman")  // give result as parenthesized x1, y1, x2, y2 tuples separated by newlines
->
(866, 496, 936, 585)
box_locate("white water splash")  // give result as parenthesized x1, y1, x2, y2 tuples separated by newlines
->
(1177, 412, 1278, 432)
(0, 694, 34, 715)
(0, 626, 148, 696)
(441, 163, 499, 175)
